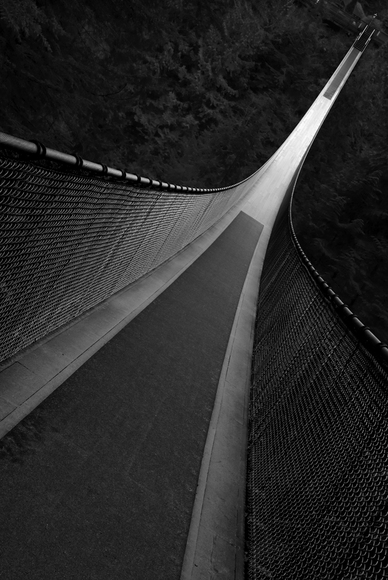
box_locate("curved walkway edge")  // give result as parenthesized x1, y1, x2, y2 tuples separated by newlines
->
(180, 215, 266, 580)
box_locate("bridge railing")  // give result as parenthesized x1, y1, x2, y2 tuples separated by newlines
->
(247, 202, 388, 579)
(1, 20, 387, 576)
(0, 141, 255, 367)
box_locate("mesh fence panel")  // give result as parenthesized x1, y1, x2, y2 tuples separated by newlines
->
(247, 212, 388, 579)
(0, 154, 248, 366)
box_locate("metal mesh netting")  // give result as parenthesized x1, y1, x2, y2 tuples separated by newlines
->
(0, 154, 248, 366)
(247, 211, 388, 579)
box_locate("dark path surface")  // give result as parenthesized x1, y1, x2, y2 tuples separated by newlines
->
(0, 211, 263, 580)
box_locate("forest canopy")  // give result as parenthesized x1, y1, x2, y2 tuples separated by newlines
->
(1, 0, 388, 340)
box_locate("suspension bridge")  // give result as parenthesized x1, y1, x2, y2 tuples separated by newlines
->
(0, 22, 387, 580)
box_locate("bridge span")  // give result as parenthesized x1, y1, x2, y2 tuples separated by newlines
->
(0, 23, 386, 580)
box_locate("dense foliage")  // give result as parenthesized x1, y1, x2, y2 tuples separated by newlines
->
(1, 0, 387, 340)
(292, 6, 388, 343)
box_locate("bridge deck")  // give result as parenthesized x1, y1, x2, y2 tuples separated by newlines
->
(0, 35, 367, 578)
(0, 210, 263, 580)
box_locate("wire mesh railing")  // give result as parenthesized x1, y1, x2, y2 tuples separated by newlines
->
(247, 207, 388, 579)
(0, 144, 253, 367)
